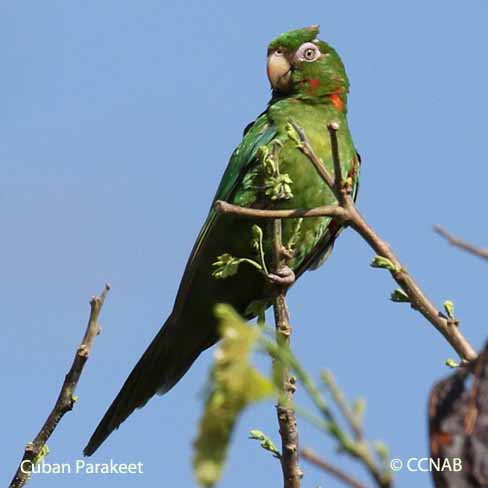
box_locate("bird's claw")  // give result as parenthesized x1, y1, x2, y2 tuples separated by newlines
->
(267, 266, 296, 286)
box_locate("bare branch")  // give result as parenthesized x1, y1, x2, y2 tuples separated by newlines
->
(271, 218, 303, 488)
(327, 122, 348, 205)
(288, 120, 336, 191)
(301, 448, 368, 488)
(299, 123, 477, 363)
(215, 200, 348, 220)
(9, 284, 111, 488)
(434, 225, 488, 261)
(347, 207, 477, 361)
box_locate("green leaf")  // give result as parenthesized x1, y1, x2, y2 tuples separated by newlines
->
(443, 300, 455, 319)
(445, 358, 460, 368)
(211, 254, 241, 279)
(258, 143, 278, 176)
(390, 288, 409, 303)
(370, 256, 399, 272)
(212, 254, 263, 280)
(257, 144, 270, 164)
(251, 225, 263, 251)
(249, 429, 281, 458)
(286, 218, 303, 252)
(258, 139, 293, 202)
(264, 173, 294, 201)
(285, 121, 304, 148)
(193, 305, 275, 487)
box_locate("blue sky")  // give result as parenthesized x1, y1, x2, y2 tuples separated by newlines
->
(2, 1, 488, 487)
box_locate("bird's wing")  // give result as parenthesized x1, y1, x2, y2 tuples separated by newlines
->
(83, 114, 276, 457)
(213, 113, 276, 204)
(172, 113, 276, 315)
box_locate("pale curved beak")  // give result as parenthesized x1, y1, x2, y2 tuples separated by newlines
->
(267, 52, 292, 93)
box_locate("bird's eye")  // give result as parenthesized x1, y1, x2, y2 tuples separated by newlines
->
(304, 48, 316, 60)
(275, 48, 284, 56)
(295, 42, 321, 62)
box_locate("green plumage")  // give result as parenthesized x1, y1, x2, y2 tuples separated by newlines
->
(84, 25, 360, 456)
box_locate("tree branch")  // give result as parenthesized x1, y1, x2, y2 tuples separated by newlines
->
(434, 225, 488, 261)
(301, 448, 368, 488)
(215, 200, 348, 220)
(345, 206, 476, 361)
(271, 218, 303, 488)
(312, 123, 476, 362)
(215, 123, 478, 363)
(9, 284, 110, 488)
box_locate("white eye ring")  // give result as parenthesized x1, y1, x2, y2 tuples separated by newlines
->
(295, 42, 321, 62)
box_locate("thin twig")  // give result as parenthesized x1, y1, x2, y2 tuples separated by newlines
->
(327, 121, 348, 205)
(434, 225, 488, 261)
(215, 200, 347, 220)
(321, 370, 363, 441)
(301, 448, 368, 488)
(9, 284, 111, 488)
(289, 120, 335, 191)
(271, 218, 303, 488)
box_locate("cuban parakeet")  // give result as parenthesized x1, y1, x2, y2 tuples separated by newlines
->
(84, 25, 360, 456)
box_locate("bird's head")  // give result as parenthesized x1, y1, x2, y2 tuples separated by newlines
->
(267, 25, 349, 104)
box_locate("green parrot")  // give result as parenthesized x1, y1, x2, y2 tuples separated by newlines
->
(84, 25, 360, 456)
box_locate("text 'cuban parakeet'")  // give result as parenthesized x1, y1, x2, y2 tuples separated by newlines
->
(84, 25, 360, 456)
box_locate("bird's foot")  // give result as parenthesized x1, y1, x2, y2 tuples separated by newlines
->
(267, 266, 296, 286)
